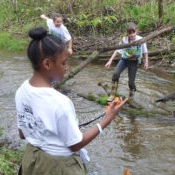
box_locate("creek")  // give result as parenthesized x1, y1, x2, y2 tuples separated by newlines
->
(0, 51, 175, 175)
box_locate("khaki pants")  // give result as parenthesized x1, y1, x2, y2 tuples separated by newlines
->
(18, 144, 87, 175)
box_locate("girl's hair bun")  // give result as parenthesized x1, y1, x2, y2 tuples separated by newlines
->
(29, 27, 47, 40)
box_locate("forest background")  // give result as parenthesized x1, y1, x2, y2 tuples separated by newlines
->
(0, 0, 175, 174)
(0, 0, 175, 52)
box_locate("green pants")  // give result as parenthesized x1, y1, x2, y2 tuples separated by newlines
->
(18, 144, 87, 175)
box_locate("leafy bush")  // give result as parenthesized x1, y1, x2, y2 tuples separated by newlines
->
(0, 0, 175, 51)
(0, 148, 24, 175)
(0, 32, 27, 51)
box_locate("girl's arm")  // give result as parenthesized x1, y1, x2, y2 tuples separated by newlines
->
(40, 14, 50, 21)
(105, 37, 123, 68)
(105, 50, 118, 68)
(67, 39, 73, 55)
(69, 97, 128, 152)
(143, 53, 149, 70)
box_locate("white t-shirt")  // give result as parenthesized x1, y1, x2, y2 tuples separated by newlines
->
(117, 35, 148, 60)
(15, 80, 83, 156)
(46, 19, 71, 43)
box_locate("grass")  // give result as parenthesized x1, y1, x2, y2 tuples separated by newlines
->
(0, 0, 175, 51)
(0, 128, 24, 174)
(96, 95, 109, 105)
(0, 148, 24, 175)
(0, 32, 27, 51)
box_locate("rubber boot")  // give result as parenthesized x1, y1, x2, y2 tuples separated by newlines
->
(129, 89, 135, 97)
(107, 82, 118, 102)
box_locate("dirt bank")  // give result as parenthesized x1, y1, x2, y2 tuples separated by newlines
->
(72, 34, 175, 73)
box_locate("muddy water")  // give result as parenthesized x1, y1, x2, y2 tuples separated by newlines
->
(0, 51, 175, 175)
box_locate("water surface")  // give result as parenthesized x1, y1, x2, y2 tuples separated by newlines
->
(0, 51, 175, 175)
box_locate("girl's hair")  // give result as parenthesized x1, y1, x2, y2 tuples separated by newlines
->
(28, 27, 66, 70)
(126, 22, 137, 33)
(53, 13, 63, 22)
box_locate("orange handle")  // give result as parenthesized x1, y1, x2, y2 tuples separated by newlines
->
(105, 97, 121, 112)
(124, 169, 130, 175)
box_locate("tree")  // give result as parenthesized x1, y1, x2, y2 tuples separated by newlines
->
(158, 0, 163, 19)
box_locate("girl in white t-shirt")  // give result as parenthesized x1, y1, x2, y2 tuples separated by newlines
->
(15, 27, 128, 175)
(40, 13, 73, 55)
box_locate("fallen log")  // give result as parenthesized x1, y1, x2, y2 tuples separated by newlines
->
(71, 47, 175, 61)
(57, 50, 99, 86)
(98, 25, 175, 52)
(57, 25, 175, 86)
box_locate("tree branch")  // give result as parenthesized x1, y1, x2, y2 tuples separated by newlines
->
(98, 25, 175, 53)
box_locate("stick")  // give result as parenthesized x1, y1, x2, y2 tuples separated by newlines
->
(79, 112, 105, 128)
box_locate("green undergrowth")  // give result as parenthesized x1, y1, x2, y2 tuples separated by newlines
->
(96, 95, 109, 105)
(95, 92, 120, 105)
(0, 32, 27, 51)
(0, 148, 24, 175)
(0, 0, 175, 52)
(0, 129, 24, 174)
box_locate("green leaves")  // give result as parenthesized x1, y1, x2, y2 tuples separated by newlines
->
(0, 148, 24, 175)
(67, 14, 118, 35)
(0, 0, 175, 51)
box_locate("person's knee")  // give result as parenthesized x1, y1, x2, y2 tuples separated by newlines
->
(112, 74, 119, 82)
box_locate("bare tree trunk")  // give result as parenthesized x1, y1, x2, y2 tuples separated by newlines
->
(12, 0, 18, 13)
(68, 0, 75, 14)
(158, 0, 163, 19)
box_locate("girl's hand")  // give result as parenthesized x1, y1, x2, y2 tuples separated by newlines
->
(144, 62, 148, 70)
(40, 14, 46, 19)
(105, 97, 128, 122)
(67, 48, 73, 55)
(105, 60, 112, 68)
